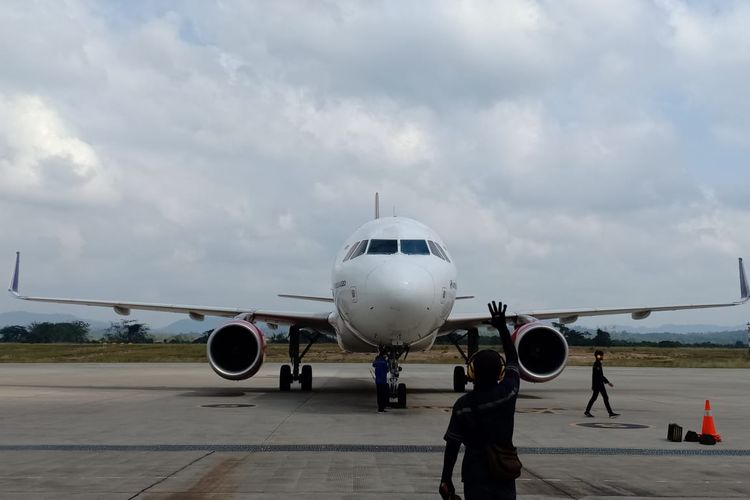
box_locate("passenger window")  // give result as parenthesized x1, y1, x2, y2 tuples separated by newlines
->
(367, 239, 398, 255)
(428, 240, 446, 261)
(343, 241, 360, 261)
(400, 239, 430, 255)
(350, 240, 368, 259)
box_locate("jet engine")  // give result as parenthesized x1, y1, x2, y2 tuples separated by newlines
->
(512, 322, 568, 383)
(206, 320, 266, 380)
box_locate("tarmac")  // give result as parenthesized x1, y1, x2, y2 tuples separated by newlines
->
(0, 361, 749, 499)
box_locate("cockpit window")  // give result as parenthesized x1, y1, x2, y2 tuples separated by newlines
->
(428, 240, 448, 261)
(367, 239, 398, 255)
(349, 240, 368, 260)
(437, 242, 451, 262)
(400, 239, 430, 255)
(343, 241, 360, 261)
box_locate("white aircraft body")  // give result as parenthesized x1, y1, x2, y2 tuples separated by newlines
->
(8, 198, 749, 407)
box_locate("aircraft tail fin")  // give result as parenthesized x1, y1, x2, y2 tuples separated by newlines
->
(740, 257, 748, 302)
(9, 251, 20, 296)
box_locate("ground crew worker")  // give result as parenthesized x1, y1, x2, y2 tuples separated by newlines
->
(440, 301, 521, 500)
(584, 350, 620, 418)
(372, 353, 389, 412)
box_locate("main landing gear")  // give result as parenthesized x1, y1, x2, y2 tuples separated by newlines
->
(449, 327, 479, 392)
(384, 346, 409, 408)
(279, 325, 320, 392)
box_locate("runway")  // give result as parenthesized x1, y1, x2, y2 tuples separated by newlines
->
(1, 362, 748, 499)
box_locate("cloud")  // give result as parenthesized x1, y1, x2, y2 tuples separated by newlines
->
(0, 1, 748, 329)
(0, 93, 118, 206)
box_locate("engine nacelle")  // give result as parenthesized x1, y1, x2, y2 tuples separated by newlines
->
(207, 320, 266, 381)
(513, 321, 568, 383)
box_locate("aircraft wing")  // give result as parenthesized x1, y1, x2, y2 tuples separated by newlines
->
(440, 257, 749, 333)
(7, 252, 333, 332)
(278, 294, 334, 303)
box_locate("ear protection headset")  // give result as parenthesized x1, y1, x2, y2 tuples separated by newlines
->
(466, 349, 506, 383)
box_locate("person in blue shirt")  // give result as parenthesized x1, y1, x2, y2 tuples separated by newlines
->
(372, 353, 389, 412)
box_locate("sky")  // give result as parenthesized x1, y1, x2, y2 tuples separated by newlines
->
(1, 0, 749, 330)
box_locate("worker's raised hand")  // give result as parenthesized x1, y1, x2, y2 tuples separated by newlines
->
(487, 300, 509, 332)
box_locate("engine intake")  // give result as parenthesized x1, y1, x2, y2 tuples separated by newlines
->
(513, 322, 568, 383)
(207, 320, 266, 380)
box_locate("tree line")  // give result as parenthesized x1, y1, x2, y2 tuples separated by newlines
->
(0, 320, 154, 343)
(432, 324, 746, 348)
(553, 323, 746, 348)
(1, 321, 745, 348)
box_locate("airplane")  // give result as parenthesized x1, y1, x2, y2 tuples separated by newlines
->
(7, 195, 749, 408)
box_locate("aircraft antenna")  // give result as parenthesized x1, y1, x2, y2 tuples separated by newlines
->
(375, 192, 380, 219)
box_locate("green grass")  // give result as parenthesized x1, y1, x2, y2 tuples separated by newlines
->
(567, 346, 750, 368)
(0, 343, 207, 362)
(0, 344, 749, 368)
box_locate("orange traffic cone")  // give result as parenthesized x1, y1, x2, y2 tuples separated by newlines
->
(701, 399, 721, 442)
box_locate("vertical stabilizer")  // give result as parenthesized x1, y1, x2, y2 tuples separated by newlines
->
(374, 192, 380, 219)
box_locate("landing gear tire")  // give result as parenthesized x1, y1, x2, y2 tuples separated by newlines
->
(397, 383, 407, 408)
(300, 364, 313, 392)
(453, 366, 466, 392)
(280, 365, 292, 391)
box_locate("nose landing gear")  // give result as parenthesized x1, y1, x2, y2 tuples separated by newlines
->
(383, 346, 409, 408)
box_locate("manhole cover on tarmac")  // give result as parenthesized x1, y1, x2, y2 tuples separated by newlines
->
(576, 422, 650, 430)
(200, 404, 256, 408)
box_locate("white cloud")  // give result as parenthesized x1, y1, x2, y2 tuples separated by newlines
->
(0, 93, 118, 206)
(288, 95, 436, 168)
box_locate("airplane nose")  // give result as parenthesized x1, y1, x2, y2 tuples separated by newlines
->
(365, 262, 435, 325)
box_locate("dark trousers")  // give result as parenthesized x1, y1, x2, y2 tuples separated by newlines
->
(464, 479, 516, 499)
(376, 383, 389, 411)
(586, 385, 613, 414)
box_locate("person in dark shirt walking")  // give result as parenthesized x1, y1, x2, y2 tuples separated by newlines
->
(440, 301, 521, 500)
(584, 350, 620, 418)
(372, 353, 389, 412)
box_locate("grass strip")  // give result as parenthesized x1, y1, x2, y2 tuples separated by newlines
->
(0, 344, 748, 367)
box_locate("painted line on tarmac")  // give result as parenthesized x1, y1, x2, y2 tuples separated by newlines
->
(0, 444, 749, 456)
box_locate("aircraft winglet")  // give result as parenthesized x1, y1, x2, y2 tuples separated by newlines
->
(9, 251, 20, 296)
(740, 257, 748, 302)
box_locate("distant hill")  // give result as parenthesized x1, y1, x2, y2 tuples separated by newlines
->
(600, 323, 747, 334)
(0, 310, 279, 339)
(610, 330, 746, 345)
(0, 311, 110, 331)
(0, 311, 235, 334)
